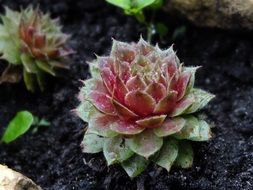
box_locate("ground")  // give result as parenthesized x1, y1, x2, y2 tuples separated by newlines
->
(0, 0, 253, 189)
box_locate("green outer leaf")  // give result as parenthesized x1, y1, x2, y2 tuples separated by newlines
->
(184, 88, 215, 114)
(36, 60, 56, 76)
(174, 141, 193, 168)
(1, 111, 34, 143)
(127, 129, 163, 158)
(23, 69, 36, 92)
(154, 138, 178, 172)
(103, 136, 134, 165)
(188, 119, 212, 141)
(21, 54, 38, 73)
(184, 67, 199, 95)
(76, 101, 98, 122)
(173, 116, 212, 141)
(121, 154, 149, 178)
(36, 69, 46, 91)
(81, 133, 104, 153)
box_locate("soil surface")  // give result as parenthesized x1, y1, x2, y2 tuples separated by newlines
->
(0, 0, 253, 190)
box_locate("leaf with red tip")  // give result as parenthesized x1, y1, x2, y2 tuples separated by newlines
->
(154, 91, 177, 115)
(127, 130, 163, 158)
(145, 82, 166, 103)
(136, 115, 166, 128)
(112, 99, 139, 120)
(87, 114, 118, 137)
(137, 37, 154, 55)
(110, 120, 144, 135)
(170, 96, 195, 117)
(154, 117, 186, 137)
(89, 91, 116, 115)
(101, 67, 116, 93)
(126, 75, 146, 91)
(125, 90, 156, 116)
(163, 55, 178, 78)
(173, 71, 191, 100)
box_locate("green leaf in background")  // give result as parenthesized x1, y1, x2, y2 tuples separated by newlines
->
(156, 22, 169, 39)
(1, 111, 34, 143)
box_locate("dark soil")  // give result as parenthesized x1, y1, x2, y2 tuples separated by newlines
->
(0, 0, 253, 189)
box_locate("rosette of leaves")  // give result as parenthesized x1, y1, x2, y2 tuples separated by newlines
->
(77, 37, 215, 177)
(0, 7, 73, 91)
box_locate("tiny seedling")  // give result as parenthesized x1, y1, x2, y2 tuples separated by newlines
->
(1, 111, 50, 144)
(106, 0, 167, 42)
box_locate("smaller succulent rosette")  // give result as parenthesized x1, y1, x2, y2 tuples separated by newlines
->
(77, 38, 214, 177)
(0, 7, 73, 91)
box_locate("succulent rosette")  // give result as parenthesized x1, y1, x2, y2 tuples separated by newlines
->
(77, 38, 214, 177)
(0, 7, 72, 91)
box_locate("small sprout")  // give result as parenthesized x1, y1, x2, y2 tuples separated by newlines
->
(1, 111, 50, 143)
(77, 38, 215, 177)
(0, 6, 73, 92)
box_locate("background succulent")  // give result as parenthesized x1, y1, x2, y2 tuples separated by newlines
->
(77, 38, 215, 177)
(0, 7, 72, 91)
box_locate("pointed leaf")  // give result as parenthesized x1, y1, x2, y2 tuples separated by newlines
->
(127, 130, 163, 158)
(36, 60, 56, 76)
(136, 115, 166, 128)
(121, 154, 149, 178)
(103, 136, 134, 165)
(154, 138, 178, 172)
(23, 69, 36, 92)
(126, 75, 146, 91)
(36, 69, 46, 91)
(21, 54, 37, 73)
(170, 96, 195, 117)
(174, 71, 191, 100)
(184, 67, 200, 95)
(154, 91, 177, 114)
(111, 40, 135, 63)
(174, 141, 193, 168)
(154, 117, 186, 137)
(81, 133, 104, 153)
(184, 88, 215, 114)
(110, 120, 144, 135)
(125, 90, 156, 116)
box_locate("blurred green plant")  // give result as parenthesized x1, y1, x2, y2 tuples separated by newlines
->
(106, 0, 167, 42)
(1, 111, 50, 144)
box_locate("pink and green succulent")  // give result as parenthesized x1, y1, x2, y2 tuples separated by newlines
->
(77, 38, 214, 177)
(0, 6, 73, 91)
